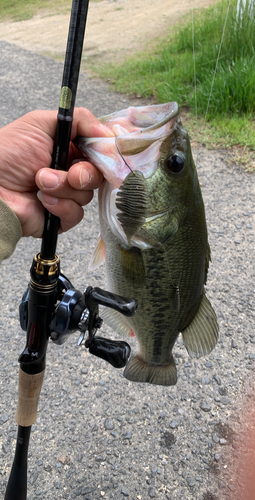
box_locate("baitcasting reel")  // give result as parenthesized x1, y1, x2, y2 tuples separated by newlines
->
(19, 274, 137, 369)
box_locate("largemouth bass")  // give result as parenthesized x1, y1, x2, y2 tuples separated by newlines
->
(76, 102, 218, 386)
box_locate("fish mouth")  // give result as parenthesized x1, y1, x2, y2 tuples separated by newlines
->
(75, 102, 179, 187)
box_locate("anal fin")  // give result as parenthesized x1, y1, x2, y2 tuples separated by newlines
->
(181, 292, 219, 358)
(124, 355, 177, 386)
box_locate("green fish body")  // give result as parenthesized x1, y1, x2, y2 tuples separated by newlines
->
(76, 102, 218, 386)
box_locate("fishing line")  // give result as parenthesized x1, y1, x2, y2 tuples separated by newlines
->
(191, 1, 197, 121)
(193, 1, 230, 166)
(204, 0, 231, 123)
(115, 136, 134, 173)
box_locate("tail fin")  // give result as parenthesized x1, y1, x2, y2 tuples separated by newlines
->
(124, 355, 177, 386)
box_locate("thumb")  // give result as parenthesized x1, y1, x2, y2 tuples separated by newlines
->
(71, 107, 114, 139)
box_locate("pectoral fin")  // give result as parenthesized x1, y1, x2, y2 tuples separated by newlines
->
(181, 293, 219, 358)
(88, 235, 105, 271)
(100, 307, 134, 337)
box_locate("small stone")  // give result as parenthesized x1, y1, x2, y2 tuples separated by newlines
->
(213, 434, 220, 443)
(220, 438, 227, 445)
(2, 443, 7, 454)
(228, 483, 236, 491)
(213, 374, 221, 385)
(196, 476, 203, 483)
(44, 464, 52, 472)
(104, 419, 115, 430)
(205, 361, 213, 368)
(219, 386, 228, 396)
(220, 397, 230, 405)
(231, 340, 237, 348)
(186, 477, 196, 487)
(29, 472, 39, 485)
(121, 486, 129, 496)
(249, 353, 255, 359)
(148, 487, 156, 498)
(122, 432, 132, 440)
(200, 402, 211, 412)
(82, 487, 93, 495)
(215, 453, 221, 461)
(58, 454, 70, 465)
(81, 368, 88, 374)
(96, 389, 103, 398)
(0, 414, 9, 423)
(170, 419, 179, 429)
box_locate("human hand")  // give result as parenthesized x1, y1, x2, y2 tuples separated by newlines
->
(0, 108, 113, 237)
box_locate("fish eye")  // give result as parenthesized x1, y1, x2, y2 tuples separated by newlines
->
(166, 154, 185, 174)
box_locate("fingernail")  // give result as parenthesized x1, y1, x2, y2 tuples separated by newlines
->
(99, 123, 115, 137)
(79, 166, 91, 188)
(39, 170, 60, 189)
(37, 190, 58, 206)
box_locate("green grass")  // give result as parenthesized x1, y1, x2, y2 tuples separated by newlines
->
(90, 0, 255, 167)
(0, 0, 102, 22)
(0, 0, 72, 22)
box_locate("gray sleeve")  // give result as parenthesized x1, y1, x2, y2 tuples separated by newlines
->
(0, 198, 22, 264)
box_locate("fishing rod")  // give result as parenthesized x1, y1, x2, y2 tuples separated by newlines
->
(4, 1, 136, 498)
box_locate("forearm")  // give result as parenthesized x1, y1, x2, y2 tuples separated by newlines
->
(0, 198, 22, 264)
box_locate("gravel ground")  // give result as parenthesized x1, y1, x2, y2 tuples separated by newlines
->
(0, 41, 255, 500)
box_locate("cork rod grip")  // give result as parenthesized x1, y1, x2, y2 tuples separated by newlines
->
(15, 368, 45, 427)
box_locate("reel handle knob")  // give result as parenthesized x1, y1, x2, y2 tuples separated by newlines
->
(88, 336, 131, 368)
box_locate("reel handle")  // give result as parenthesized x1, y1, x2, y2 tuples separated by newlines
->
(87, 287, 138, 317)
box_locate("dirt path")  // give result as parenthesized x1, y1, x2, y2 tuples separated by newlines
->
(0, 0, 217, 63)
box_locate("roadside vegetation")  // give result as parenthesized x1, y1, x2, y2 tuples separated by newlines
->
(0, 0, 71, 21)
(0, 0, 254, 169)
(0, 0, 102, 21)
(91, 0, 255, 170)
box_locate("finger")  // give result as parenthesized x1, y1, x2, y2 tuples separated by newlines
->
(36, 168, 98, 204)
(23, 108, 114, 143)
(37, 192, 89, 232)
(67, 161, 104, 190)
(71, 107, 114, 140)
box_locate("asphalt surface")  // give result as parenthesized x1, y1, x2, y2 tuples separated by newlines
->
(0, 41, 255, 500)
